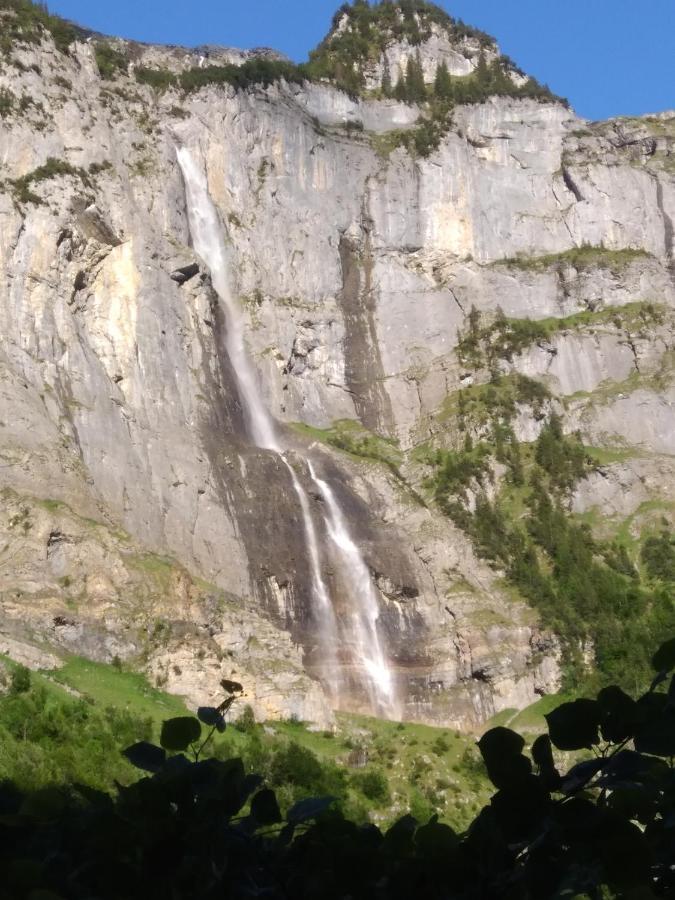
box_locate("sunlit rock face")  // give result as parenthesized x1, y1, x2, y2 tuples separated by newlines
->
(0, 7, 673, 728)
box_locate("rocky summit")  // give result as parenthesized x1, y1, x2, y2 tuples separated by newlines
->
(0, 0, 673, 731)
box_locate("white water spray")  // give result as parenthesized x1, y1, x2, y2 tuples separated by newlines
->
(307, 460, 399, 718)
(176, 146, 398, 717)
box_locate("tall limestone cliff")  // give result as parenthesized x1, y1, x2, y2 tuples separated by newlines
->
(0, 0, 673, 728)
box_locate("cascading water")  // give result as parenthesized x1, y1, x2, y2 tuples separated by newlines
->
(176, 148, 278, 453)
(283, 461, 341, 702)
(307, 461, 399, 718)
(176, 146, 398, 718)
(177, 146, 340, 696)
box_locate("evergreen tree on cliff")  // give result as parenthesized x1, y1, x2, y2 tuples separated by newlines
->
(434, 60, 453, 99)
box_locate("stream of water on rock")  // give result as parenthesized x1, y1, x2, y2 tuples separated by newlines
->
(307, 460, 397, 714)
(176, 146, 399, 719)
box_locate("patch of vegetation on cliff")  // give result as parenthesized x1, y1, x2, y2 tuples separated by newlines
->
(0, 86, 16, 117)
(536, 299, 666, 335)
(291, 419, 402, 469)
(129, 58, 307, 97)
(126, 551, 178, 587)
(307, 0, 494, 97)
(179, 59, 306, 94)
(0, 0, 80, 54)
(582, 445, 638, 466)
(454, 301, 666, 370)
(368, 53, 563, 158)
(332, 0, 493, 48)
(305, 0, 565, 164)
(438, 374, 551, 433)
(94, 41, 128, 79)
(424, 410, 675, 692)
(493, 243, 653, 274)
(402, 53, 561, 107)
(8, 156, 90, 205)
(456, 307, 550, 370)
(372, 106, 456, 159)
(88, 159, 113, 177)
(586, 499, 675, 570)
(290, 419, 425, 504)
(134, 65, 177, 91)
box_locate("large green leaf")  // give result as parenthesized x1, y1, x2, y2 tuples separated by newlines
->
(478, 727, 530, 789)
(198, 707, 226, 731)
(122, 741, 166, 773)
(160, 717, 202, 752)
(20, 788, 67, 821)
(383, 814, 418, 856)
(546, 699, 600, 750)
(600, 819, 652, 888)
(531, 734, 560, 789)
(634, 711, 675, 757)
(597, 686, 637, 743)
(287, 796, 335, 824)
(560, 758, 604, 794)
(414, 820, 458, 862)
(250, 789, 282, 825)
(490, 775, 549, 840)
(478, 727, 525, 763)
(652, 637, 675, 673)
(607, 783, 659, 826)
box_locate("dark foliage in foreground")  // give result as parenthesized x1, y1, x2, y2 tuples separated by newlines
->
(1, 644, 675, 899)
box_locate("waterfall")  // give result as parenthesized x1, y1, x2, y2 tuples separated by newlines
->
(177, 147, 279, 453)
(282, 459, 341, 702)
(176, 146, 398, 718)
(307, 461, 399, 718)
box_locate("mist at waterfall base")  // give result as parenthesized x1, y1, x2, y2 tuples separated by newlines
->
(176, 147, 400, 720)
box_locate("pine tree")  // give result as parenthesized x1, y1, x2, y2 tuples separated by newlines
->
(393, 72, 408, 102)
(467, 305, 481, 339)
(405, 53, 426, 103)
(474, 51, 492, 93)
(381, 59, 392, 97)
(489, 59, 512, 95)
(434, 60, 452, 99)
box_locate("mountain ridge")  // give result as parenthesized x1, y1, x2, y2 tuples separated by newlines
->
(1, 0, 563, 108)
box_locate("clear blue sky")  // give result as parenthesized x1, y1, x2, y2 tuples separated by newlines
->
(46, 0, 674, 121)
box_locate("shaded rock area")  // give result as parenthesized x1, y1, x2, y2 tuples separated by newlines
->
(171, 262, 200, 284)
(0, 15, 673, 728)
(338, 227, 395, 436)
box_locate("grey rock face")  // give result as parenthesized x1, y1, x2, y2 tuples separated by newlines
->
(0, 26, 673, 728)
(293, 83, 421, 133)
